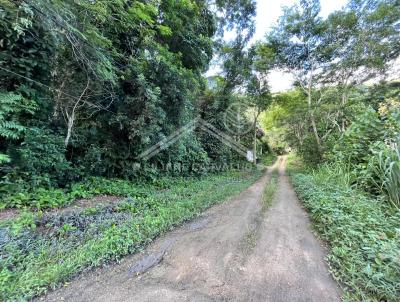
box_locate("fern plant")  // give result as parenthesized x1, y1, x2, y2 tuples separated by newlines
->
(0, 92, 36, 140)
(0, 92, 37, 164)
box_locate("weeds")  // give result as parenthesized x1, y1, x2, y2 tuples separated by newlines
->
(371, 147, 400, 209)
(261, 153, 278, 167)
(291, 168, 400, 302)
(0, 170, 262, 301)
(0, 177, 150, 210)
(262, 170, 278, 211)
(286, 152, 305, 174)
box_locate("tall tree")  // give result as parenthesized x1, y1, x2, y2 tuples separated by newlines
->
(322, 0, 400, 131)
(0, 0, 260, 186)
(266, 0, 327, 153)
(246, 44, 273, 164)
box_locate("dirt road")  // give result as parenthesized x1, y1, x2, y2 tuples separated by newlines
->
(39, 157, 341, 302)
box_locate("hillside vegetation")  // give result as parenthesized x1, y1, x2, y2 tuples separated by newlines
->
(0, 0, 399, 301)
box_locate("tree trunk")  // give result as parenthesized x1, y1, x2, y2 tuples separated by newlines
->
(53, 80, 65, 120)
(65, 112, 75, 147)
(253, 124, 257, 166)
(253, 111, 261, 166)
(305, 63, 322, 153)
(64, 77, 90, 147)
(340, 90, 348, 132)
(307, 93, 321, 153)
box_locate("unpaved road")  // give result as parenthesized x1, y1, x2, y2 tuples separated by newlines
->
(39, 156, 341, 302)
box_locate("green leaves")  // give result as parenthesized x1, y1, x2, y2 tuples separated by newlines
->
(157, 25, 173, 37)
(0, 171, 261, 301)
(0, 0, 264, 198)
(128, 2, 157, 25)
(215, 0, 256, 41)
(333, 104, 400, 208)
(292, 170, 400, 301)
(371, 145, 400, 209)
(0, 92, 37, 140)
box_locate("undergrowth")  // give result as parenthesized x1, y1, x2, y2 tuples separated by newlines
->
(0, 170, 262, 301)
(290, 161, 400, 302)
(261, 152, 278, 167)
(0, 177, 156, 210)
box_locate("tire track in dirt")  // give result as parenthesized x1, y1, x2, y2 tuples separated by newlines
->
(38, 157, 341, 302)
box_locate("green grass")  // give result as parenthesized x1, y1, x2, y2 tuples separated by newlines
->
(0, 170, 262, 301)
(0, 177, 154, 210)
(262, 170, 278, 211)
(290, 160, 400, 302)
(261, 152, 278, 167)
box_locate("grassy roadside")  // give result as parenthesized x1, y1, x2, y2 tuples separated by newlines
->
(287, 154, 400, 302)
(0, 170, 262, 301)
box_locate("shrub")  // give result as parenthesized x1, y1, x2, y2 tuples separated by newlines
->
(334, 106, 400, 208)
(3, 128, 76, 192)
(292, 171, 400, 301)
(335, 108, 384, 164)
(2, 188, 70, 210)
(297, 135, 323, 166)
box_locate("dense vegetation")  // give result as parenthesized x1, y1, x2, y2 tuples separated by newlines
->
(290, 159, 400, 301)
(0, 170, 262, 301)
(0, 0, 399, 301)
(258, 1, 400, 301)
(0, 0, 265, 208)
(0, 1, 268, 300)
(261, 0, 400, 209)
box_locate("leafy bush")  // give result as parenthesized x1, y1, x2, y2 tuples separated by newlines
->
(292, 171, 400, 302)
(0, 92, 37, 141)
(0, 177, 151, 210)
(69, 177, 149, 199)
(261, 152, 277, 166)
(1, 189, 69, 210)
(334, 106, 400, 208)
(0, 92, 37, 165)
(335, 108, 384, 166)
(297, 135, 323, 166)
(1, 128, 76, 195)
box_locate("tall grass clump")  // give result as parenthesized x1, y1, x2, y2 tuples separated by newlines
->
(370, 145, 400, 209)
(311, 162, 355, 190)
